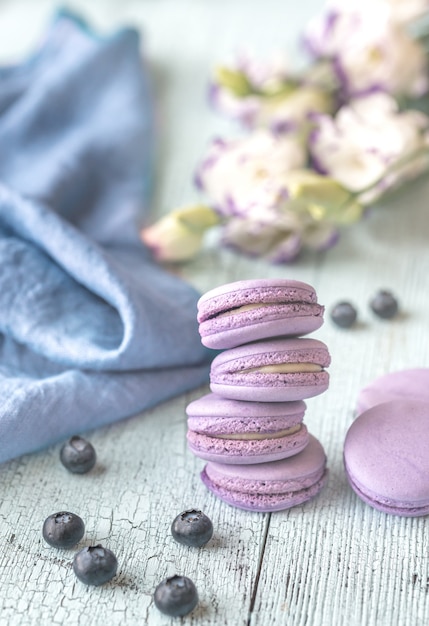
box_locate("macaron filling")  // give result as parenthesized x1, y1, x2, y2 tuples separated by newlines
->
(242, 363, 323, 374)
(188, 414, 303, 435)
(199, 433, 328, 509)
(211, 424, 302, 440)
(187, 422, 310, 463)
(199, 304, 324, 339)
(211, 343, 330, 373)
(210, 340, 330, 395)
(198, 280, 325, 348)
(197, 281, 319, 322)
(205, 302, 323, 322)
(215, 302, 275, 318)
(187, 425, 308, 457)
(212, 371, 329, 389)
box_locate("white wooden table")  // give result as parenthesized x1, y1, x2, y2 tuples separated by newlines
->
(1, 1, 429, 625)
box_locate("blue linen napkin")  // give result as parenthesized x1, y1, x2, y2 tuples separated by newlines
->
(0, 10, 211, 464)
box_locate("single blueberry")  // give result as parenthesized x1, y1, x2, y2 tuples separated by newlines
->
(42, 511, 85, 549)
(73, 545, 118, 586)
(330, 301, 357, 328)
(171, 509, 213, 548)
(369, 290, 399, 319)
(60, 436, 96, 474)
(154, 575, 199, 617)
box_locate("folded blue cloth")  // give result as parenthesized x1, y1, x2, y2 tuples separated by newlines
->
(0, 10, 211, 464)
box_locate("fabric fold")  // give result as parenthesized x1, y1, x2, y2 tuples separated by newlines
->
(0, 10, 211, 464)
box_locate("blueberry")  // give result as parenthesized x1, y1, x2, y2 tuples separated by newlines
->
(73, 545, 118, 586)
(42, 511, 85, 549)
(154, 575, 199, 617)
(330, 301, 357, 328)
(369, 290, 399, 319)
(171, 509, 213, 548)
(60, 436, 96, 474)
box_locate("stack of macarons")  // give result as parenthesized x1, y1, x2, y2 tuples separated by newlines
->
(186, 278, 331, 513)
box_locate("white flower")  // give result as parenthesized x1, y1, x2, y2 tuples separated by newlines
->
(253, 86, 333, 133)
(304, 1, 428, 97)
(196, 131, 363, 261)
(383, 0, 429, 24)
(211, 56, 333, 132)
(196, 130, 307, 218)
(220, 217, 340, 264)
(310, 92, 429, 203)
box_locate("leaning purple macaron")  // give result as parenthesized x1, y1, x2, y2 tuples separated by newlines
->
(198, 278, 324, 350)
(344, 400, 429, 517)
(356, 368, 429, 415)
(201, 434, 328, 512)
(186, 393, 309, 465)
(210, 337, 330, 402)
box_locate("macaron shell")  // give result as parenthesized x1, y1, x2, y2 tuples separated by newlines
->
(188, 412, 304, 435)
(187, 423, 310, 464)
(201, 434, 328, 512)
(186, 394, 307, 435)
(356, 368, 429, 415)
(197, 279, 318, 318)
(201, 469, 327, 512)
(210, 337, 330, 402)
(344, 400, 429, 516)
(210, 378, 328, 402)
(186, 394, 308, 464)
(345, 470, 429, 517)
(199, 304, 323, 349)
(198, 279, 324, 349)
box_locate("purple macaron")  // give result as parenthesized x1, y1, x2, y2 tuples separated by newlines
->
(356, 368, 429, 415)
(186, 393, 309, 464)
(201, 434, 328, 512)
(344, 400, 429, 516)
(210, 337, 330, 402)
(198, 279, 324, 349)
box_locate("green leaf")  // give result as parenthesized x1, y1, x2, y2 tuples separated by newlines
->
(287, 171, 364, 224)
(176, 205, 220, 232)
(214, 66, 257, 97)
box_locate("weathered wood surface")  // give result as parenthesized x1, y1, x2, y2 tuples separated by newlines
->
(1, 1, 429, 625)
